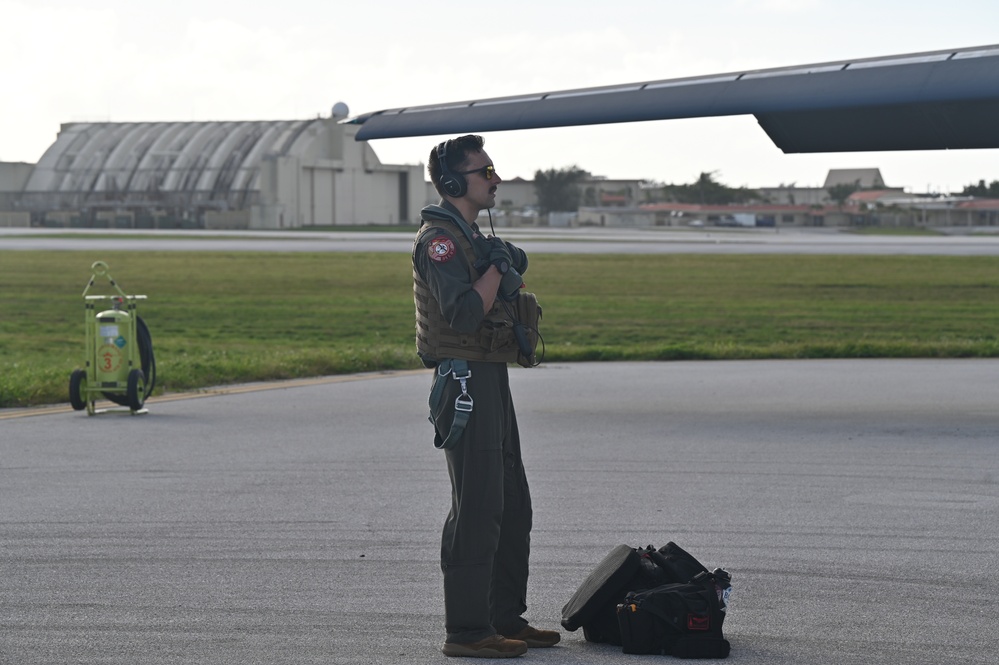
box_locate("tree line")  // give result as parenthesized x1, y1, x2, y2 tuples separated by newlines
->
(532, 167, 999, 214)
(960, 180, 999, 198)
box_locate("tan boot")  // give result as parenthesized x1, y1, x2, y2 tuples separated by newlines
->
(500, 625, 561, 648)
(441, 634, 528, 658)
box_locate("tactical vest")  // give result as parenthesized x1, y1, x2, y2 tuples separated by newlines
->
(413, 213, 521, 365)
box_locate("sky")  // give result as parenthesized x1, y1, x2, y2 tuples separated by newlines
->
(3, 0, 998, 194)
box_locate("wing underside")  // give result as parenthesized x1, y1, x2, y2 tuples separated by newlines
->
(350, 45, 999, 153)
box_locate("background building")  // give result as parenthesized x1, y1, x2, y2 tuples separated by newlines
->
(4, 121, 998, 230)
(0, 109, 424, 229)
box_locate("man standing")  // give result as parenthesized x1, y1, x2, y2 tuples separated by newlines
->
(413, 135, 557, 658)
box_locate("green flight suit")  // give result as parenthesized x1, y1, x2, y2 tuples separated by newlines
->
(413, 202, 533, 644)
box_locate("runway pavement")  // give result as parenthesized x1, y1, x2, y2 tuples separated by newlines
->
(6, 225, 999, 255)
(2, 359, 997, 664)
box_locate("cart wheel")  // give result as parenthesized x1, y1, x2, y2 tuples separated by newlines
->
(126, 369, 146, 411)
(69, 369, 88, 411)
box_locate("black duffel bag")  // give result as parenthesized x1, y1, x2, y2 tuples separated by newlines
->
(616, 569, 731, 659)
(561, 541, 731, 650)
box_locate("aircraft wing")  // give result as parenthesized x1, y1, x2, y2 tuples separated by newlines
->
(350, 45, 999, 153)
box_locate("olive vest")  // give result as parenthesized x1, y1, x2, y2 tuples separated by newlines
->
(414, 209, 521, 365)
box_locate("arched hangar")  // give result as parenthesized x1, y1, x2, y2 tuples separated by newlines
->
(13, 112, 423, 229)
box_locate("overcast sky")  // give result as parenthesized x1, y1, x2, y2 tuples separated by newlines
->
(3, 0, 998, 193)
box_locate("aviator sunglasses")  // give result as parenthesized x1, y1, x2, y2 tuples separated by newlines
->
(458, 164, 496, 180)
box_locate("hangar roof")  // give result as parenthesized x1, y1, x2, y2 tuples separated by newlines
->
(24, 119, 321, 198)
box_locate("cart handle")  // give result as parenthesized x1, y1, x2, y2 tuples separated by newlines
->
(82, 261, 130, 299)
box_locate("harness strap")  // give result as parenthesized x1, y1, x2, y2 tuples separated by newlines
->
(429, 359, 473, 450)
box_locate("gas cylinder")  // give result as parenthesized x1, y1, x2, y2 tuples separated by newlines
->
(93, 305, 133, 388)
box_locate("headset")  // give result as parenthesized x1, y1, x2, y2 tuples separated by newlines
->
(436, 140, 467, 198)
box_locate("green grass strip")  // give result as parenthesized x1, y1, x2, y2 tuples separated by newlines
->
(3, 251, 999, 407)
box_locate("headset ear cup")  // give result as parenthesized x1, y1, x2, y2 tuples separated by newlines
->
(440, 173, 466, 198)
(436, 139, 467, 198)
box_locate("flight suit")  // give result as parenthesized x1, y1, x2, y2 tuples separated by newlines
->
(412, 202, 533, 644)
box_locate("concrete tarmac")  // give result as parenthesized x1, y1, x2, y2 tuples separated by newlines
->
(7, 225, 999, 255)
(2, 360, 998, 664)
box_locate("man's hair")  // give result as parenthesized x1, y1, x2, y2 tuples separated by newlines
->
(428, 134, 485, 197)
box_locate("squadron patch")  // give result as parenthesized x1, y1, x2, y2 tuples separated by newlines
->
(428, 236, 456, 263)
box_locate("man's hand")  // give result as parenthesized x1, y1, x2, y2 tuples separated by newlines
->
(489, 237, 513, 274)
(505, 241, 528, 274)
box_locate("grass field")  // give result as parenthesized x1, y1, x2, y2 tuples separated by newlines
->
(3, 250, 999, 407)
